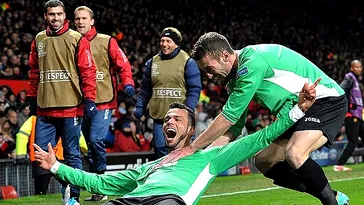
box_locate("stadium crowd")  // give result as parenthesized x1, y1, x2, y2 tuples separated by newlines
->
(1, 0, 364, 159)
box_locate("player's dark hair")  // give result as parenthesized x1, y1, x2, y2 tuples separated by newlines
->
(169, 102, 196, 127)
(44, 0, 65, 13)
(190, 32, 234, 61)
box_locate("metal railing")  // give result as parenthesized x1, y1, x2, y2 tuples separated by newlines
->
(0, 159, 61, 197)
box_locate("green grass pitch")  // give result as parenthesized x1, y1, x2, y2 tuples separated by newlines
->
(2, 163, 363, 205)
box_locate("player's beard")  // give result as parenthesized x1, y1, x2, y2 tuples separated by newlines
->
(211, 74, 225, 85)
(223, 66, 237, 85)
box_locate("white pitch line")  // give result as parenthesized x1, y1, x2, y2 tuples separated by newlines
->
(202, 176, 364, 198)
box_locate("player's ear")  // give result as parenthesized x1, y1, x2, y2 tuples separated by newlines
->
(222, 50, 229, 62)
(187, 126, 195, 136)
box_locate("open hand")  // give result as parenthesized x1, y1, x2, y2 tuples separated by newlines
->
(298, 78, 321, 112)
(34, 143, 57, 171)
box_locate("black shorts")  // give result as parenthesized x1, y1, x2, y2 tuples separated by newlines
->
(103, 194, 186, 205)
(279, 95, 347, 146)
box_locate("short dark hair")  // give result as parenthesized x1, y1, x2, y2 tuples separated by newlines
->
(190, 32, 234, 61)
(44, 0, 65, 13)
(169, 102, 195, 127)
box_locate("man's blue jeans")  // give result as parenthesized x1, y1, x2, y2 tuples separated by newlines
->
(82, 109, 112, 173)
(35, 116, 82, 196)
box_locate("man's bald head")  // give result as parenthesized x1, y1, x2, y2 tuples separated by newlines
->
(351, 60, 361, 67)
(350, 60, 362, 76)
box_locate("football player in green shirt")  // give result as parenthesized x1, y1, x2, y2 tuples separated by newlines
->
(34, 83, 316, 205)
(160, 32, 349, 205)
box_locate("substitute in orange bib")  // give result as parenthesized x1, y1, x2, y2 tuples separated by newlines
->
(74, 6, 134, 202)
(27, 0, 97, 203)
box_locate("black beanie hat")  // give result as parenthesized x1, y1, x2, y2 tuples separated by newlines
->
(161, 29, 182, 45)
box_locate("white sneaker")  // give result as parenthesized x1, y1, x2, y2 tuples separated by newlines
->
(61, 185, 70, 205)
(66, 197, 80, 205)
(333, 165, 352, 172)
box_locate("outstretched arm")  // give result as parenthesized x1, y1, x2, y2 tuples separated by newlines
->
(34, 143, 138, 196)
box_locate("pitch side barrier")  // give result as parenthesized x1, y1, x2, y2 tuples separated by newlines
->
(105, 151, 156, 174)
(0, 151, 155, 198)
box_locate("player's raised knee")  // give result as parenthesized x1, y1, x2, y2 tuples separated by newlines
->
(285, 147, 307, 168)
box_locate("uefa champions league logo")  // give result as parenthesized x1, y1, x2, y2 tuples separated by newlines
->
(151, 63, 159, 76)
(37, 42, 47, 57)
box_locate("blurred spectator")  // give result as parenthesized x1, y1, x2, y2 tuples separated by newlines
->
(205, 82, 224, 106)
(8, 54, 20, 68)
(143, 117, 154, 144)
(124, 97, 137, 119)
(254, 124, 263, 132)
(0, 120, 15, 159)
(17, 104, 30, 127)
(12, 66, 25, 79)
(1, 67, 13, 78)
(6, 93, 17, 108)
(6, 108, 19, 139)
(195, 102, 209, 136)
(108, 120, 151, 152)
(114, 100, 127, 120)
(16, 90, 27, 108)
(0, 101, 6, 118)
(1, 86, 13, 100)
(0, 56, 8, 71)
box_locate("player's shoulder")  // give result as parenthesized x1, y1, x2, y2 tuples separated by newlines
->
(96, 33, 112, 39)
(35, 30, 47, 38)
(68, 29, 83, 37)
(238, 45, 271, 67)
(243, 44, 283, 54)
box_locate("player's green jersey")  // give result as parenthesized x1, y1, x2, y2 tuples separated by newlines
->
(53, 105, 304, 205)
(223, 44, 344, 137)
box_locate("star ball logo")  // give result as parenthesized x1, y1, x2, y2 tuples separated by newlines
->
(96, 71, 105, 82)
(38, 42, 43, 50)
(37, 42, 47, 57)
(151, 63, 159, 76)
